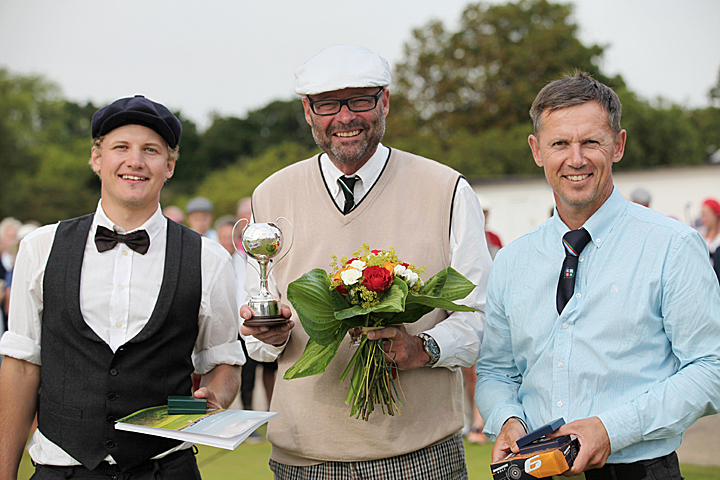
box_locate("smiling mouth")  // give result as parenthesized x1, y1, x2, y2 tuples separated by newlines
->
(121, 175, 147, 181)
(566, 174, 590, 181)
(334, 129, 362, 138)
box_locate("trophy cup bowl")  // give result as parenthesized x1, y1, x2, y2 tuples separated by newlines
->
(234, 218, 293, 328)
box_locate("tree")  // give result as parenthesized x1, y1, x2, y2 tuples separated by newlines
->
(392, 0, 624, 137)
(192, 142, 318, 217)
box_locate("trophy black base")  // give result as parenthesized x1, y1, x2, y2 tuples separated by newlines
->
(244, 316, 288, 328)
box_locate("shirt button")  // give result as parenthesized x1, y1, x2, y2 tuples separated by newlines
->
(116, 322, 122, 328)
(557, 401, 563, 407)
(575, 293, 581, 299)
(579, 257, 584, 263)
(118, 285, 124, 291)
(558, 362, 564, 368)
(122, 250, 128, 256)
(105, 439, 116, 449)
(597, 238, 602, 243)
(109, 368, 118, 376)
(562, 323, 569, 329)
(107, 392, 117, 401)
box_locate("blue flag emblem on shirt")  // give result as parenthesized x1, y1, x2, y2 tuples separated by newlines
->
(564, 268, 575, 278)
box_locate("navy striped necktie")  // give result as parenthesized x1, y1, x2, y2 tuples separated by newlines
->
(556, 228, 591, 314)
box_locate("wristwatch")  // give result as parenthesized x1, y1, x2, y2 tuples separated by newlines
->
(417, 333, 440, 367)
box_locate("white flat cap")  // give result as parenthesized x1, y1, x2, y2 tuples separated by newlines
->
(294, 45, 391, 96)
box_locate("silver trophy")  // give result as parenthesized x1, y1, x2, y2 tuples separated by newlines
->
(233, 217, 293, 327)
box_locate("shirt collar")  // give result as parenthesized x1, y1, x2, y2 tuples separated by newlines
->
(552, 187, 627, 250)
(92, 200, 166, 242)
(321, 143, 389, 198)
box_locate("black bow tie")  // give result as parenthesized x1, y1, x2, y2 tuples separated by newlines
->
(94, 225, 150, 255)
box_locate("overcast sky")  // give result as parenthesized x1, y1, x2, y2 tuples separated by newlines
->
(1, 0, 718, 130)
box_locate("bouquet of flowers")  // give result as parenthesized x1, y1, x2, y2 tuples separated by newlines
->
(283, 244, 476, 421)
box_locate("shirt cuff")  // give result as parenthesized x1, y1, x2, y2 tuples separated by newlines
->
(422, 326, 456, 369)
(0, 331, 41, 366)
(193, 340, 245, 375)
(597, 404, 642, 454)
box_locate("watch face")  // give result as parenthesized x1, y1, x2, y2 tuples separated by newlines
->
(420, 333, 440, 366)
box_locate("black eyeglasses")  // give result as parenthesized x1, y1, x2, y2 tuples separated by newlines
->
(307, 88, 384, 116)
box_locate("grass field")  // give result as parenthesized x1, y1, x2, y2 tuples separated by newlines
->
(17, 428, 720, 479)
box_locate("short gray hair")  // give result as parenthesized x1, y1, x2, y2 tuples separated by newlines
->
(530, 71, 622, 136)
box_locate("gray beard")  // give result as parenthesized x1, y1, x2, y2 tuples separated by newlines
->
(311, 118, 386, 165)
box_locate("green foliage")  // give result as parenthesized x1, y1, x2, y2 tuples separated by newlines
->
(190, 142, 318, 217)
(1, 0, 718, 224)
(619, 89, 706, 169)
(0, 68, 99, 223)
(393, 0, 623, 136)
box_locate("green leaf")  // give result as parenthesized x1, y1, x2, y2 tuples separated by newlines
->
(334, 278, 408, 320)
(287, 269, 344, 346)
(416, 267, 476, 302)
(283, 337, 343, 379)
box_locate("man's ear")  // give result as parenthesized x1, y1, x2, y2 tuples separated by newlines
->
(301, 97, 313, 126)
(528, 135, 543, 168)
(90, 146, 102, 174)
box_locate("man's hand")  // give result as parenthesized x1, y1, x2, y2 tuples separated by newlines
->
(491, 417, 526, 462)
(366, 325, 429, 370)
(194, 364, 241, 410)
(240, 304, 294, 346)
(547, 416, 611, 476)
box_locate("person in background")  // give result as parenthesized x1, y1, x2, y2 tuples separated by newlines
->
(186, 196, 218, 241)
(482, 201, 503, 260)
(0, 95, 244, 479)
(163, 205, 185, 225)
(241, 45, 492, 479)
(700, 197, 720, 283)
(0, 217, 20, 333)
(476, 72, 720, 479)
(629, 187, 652, 208)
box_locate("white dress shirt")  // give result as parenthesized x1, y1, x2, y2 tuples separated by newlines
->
(0, 202, 245, 465)
(243, 145, 492, 370)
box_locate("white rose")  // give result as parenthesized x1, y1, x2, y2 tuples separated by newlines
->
(349, 260, 366, 271)
(340, 268, 362, 285)
(393, 265, 408, 276)
(404, 270, 419, 285)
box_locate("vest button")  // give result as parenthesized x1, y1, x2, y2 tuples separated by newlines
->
(107, 392, 117, 401)
(105, 439, 116, 449)
(109, 369, 118, 376)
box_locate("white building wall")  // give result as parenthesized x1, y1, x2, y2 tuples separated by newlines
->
(472, 164, 720, 246)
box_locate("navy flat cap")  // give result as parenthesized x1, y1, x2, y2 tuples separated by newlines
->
(91, 95, 182, 148)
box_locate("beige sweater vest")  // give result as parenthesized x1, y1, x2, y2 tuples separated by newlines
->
(252, 148, 465, 465)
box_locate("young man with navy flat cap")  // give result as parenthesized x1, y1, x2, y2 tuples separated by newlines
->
(241, 45, 493, 479)
(0, 95, 244, 479)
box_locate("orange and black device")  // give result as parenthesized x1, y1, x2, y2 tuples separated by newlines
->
(491, 435, 579, 479)
(490, 418, 579, 479)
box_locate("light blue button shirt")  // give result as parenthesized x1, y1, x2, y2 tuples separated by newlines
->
(476, 188, 720, 463)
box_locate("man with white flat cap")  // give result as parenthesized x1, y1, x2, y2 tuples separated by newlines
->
(241, 45, 492, 479)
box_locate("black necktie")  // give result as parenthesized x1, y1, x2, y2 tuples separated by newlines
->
(338, 175, 358, 214)
(556, 228, 591, 314)
(95, 225, 150, 255)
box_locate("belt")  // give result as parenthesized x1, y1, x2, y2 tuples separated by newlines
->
(584, 452, 675, 480)
(35, 447, 194, 478)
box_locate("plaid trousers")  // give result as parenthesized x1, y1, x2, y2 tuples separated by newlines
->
(269, 434, 468, 480)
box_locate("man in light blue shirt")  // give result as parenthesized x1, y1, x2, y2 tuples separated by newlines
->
(476, 72, 720, 479)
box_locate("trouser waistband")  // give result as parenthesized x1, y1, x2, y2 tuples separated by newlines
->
(35, 447, 194, 479)
(584, 451, 677, 480)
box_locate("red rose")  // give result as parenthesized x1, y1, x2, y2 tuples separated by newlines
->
(336, 283, 348, 295)
(362, 266, 394, 292)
